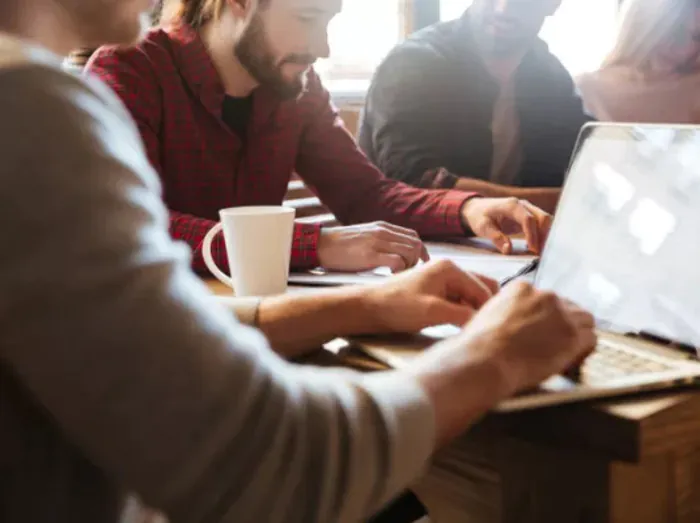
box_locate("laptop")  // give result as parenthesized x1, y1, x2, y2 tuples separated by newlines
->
(358, 122, 700, 412)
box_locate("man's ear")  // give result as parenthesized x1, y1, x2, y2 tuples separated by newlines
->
(226, 0, 254, 17)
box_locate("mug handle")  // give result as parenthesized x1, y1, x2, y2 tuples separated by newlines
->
(202, 223, 234, 289)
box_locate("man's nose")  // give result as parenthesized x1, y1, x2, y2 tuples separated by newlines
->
(312, 31, 331, 60)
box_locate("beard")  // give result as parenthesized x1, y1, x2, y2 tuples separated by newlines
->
(234, 12, 314, 99)
(470, 5, 544, 59)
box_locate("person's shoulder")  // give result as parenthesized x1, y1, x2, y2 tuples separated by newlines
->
(0, 33, 105, 107)
(0, 34, 141, 151)
(0, 32, 64, 73)
(294, 68, 331, 116)
(0, 39, 159, 199)
(387, 20, 460, 66)
(88, 27, 175, 78)
(293, 69, 357, 127)
(372, 19, 462, 87)
(0, 42, 112, 155)
(405, 18, 463, 50)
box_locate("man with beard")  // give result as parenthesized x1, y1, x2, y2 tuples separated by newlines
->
(86, 0, 555, 277)
(359, 0, 592, 214)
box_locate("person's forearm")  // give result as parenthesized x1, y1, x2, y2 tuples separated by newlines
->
(453, 177, 516, 197)
(256, 287, 374, 358)
(454, 179, 560, 213)
(513, 187, 561, 214)
(406, 337, 509, 447)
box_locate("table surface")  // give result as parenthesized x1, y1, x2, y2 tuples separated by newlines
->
(205, 240, 700, 465)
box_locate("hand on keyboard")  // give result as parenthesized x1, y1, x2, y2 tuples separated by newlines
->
(403, 281, 598, 446)
(454, 281, 597, 395)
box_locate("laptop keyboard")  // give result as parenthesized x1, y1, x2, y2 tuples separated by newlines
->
(579, 341, 676, 385)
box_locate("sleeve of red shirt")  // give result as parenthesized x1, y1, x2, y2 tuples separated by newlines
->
(295, 71, 477, 238)
(86, 46, 322, 272)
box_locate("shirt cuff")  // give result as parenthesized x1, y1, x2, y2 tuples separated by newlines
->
(440, 190, 482, 236)
(212, 226, 230, 273)
(291, 222, 322, 270)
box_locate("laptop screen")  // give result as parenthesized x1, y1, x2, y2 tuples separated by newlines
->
(535, 123, 700, 351)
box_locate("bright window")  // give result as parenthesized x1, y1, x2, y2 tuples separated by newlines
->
(440, 0, 618, 76)
(316, 0, 618, 99)
(314, 0, 405, 98)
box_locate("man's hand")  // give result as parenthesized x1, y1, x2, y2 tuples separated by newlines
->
(318, 222, 429, 272)
(253, 260, 498, 357)
(461, 197, 553, 254)
(409, 281, 596, 445)
(362, 259, 499, 333)
(456, 281, 596, 394)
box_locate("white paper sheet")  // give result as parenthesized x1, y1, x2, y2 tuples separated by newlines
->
(288, 250, 535, 287)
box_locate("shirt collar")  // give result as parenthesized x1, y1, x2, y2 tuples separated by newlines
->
(167, 24, 225, 116)
(166, 24, 280, 126)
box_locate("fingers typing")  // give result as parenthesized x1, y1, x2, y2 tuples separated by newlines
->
(507, 200, 539, 255)
(518, 200, 553, 253)
(449, 269, 497, 309)
(422, 296, 477, 326)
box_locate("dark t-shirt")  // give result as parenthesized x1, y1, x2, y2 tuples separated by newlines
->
(221, 94, 253, 140)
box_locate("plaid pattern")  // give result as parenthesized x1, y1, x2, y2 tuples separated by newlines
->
(87, 26, 474, 273)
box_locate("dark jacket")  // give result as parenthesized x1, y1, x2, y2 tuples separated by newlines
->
(359, 11, 593, 189)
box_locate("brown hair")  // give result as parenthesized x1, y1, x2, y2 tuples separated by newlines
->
(161, 0, 269, 28)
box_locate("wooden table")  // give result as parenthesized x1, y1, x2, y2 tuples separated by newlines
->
(207, 241, 700, 523)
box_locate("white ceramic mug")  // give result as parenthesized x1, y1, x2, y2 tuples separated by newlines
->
(202, 206, 295, 296)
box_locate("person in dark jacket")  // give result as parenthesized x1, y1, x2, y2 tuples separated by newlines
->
(359, 0, 592, 213)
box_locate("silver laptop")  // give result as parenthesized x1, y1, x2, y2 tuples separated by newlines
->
(498, 122, 700, 412)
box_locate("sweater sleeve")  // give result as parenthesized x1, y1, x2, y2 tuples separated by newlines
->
(0, 59, 436, 523)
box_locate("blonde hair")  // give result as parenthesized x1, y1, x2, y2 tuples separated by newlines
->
(160, 0, 227, 28)
(160, 0, 270, 28)
(602, 0, 699, 71)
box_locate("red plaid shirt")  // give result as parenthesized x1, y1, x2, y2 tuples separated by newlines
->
(87, 25, 475, 273)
